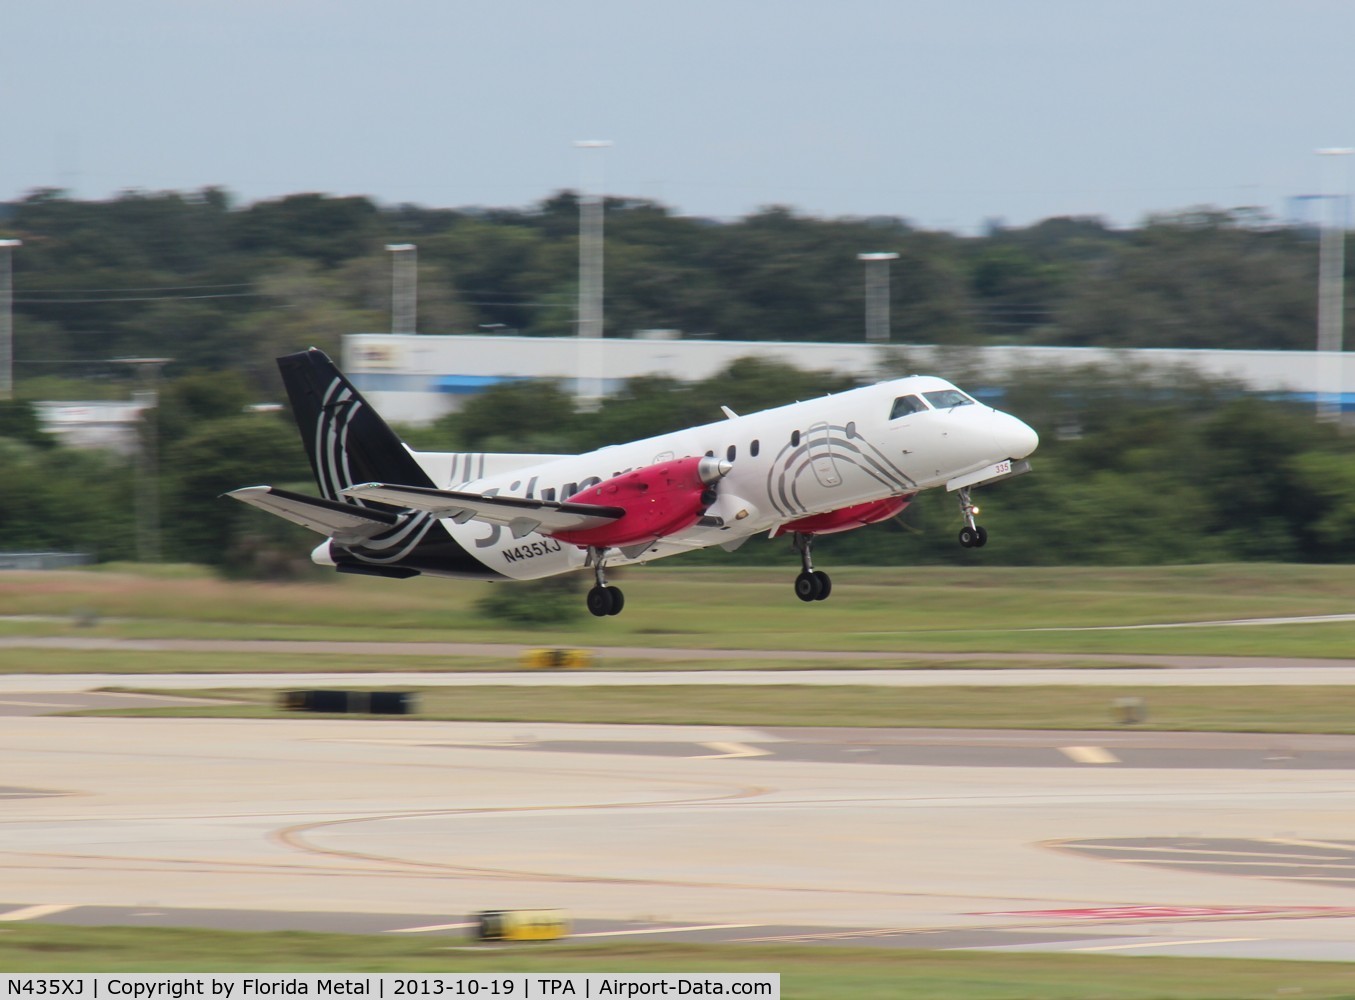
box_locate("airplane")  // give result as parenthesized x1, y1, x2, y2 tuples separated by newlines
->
(229, 349, 1038, 616)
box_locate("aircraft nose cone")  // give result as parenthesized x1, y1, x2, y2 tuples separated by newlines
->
(1006, 416, 1039, 459)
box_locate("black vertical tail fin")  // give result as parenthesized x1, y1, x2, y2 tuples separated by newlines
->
(277, 348, 434, 499)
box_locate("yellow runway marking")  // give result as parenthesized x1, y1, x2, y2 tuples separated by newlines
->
(1072, 937, 1255, 952)
(1059, 746, 1119, 764)
(0, 903, 78, 922)
(693, 742, 770, 759)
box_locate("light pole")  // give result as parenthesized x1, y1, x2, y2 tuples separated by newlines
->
(113, 357, 172, 563)
(858, 252, 899, 344)
(1316, 148, 1352, 423)
(385, 243, 417, 334)
(0, 239, 21, 401)
(574, 140, 612, 406)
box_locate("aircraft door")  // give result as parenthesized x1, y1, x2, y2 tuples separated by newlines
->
(806, 422, 842, 488)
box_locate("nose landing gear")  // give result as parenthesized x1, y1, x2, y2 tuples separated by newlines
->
(956, 488, 988, 548)
(792, 532, 832, 602)
(585, 547, 625, 616)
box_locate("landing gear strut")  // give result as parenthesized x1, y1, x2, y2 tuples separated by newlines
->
(586, 547, 625, 617)
(956, 487, 988, 548)
(791, 532, 832, 602)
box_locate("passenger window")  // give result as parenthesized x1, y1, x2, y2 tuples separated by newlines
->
(923, 389, 975, 409)
(846, 421, 857, 438)
(889, 395, 926, 420)
(705, 450, 715, 458)
(726, 444, 736, 461)
(750, 439, 760, 457)
(790, 430, 801, 447)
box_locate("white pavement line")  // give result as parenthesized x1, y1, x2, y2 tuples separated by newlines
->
(1071, 937, 1255, 953)
(1060, 746, 1120, 765)
(14, 667, 1355, 689)
(1267, 837, 1355, 852)
(1119, 859, 1355, 869)
(568, 924, 758, 939)
(692, 742, 770, 759)
(0, 699, 70, 708)
(308, 739, 441, 746)
(0, 903, 78, 922)
(311, 739, 527, 747)
(1070, 844, 1346, 861)
(1031, 614, 1355, 631)
(387, 921, 477, 934)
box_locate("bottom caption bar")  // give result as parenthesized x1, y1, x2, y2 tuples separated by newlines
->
(0, 976, 779, 1000)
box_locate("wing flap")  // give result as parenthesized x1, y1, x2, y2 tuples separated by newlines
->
(227, 486, 400, 540)
(341, 482, 624, 535)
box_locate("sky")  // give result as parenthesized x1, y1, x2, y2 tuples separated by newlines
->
(4, 0, 1355, 232)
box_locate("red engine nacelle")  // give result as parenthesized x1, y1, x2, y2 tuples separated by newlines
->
(772, 494, 914, 537)
(553, 455, 731, 549)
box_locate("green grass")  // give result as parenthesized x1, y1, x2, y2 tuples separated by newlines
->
(0, 650, 530, 674)
(0, 648, 1147, 674)
(77, 683, 1355, 733)
(8, 563, 1355, 659)
(2, 926, 1355, 998)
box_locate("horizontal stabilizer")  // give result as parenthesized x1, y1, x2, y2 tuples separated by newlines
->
(341, 482, 625, 536)
(227, 486, 400, 541)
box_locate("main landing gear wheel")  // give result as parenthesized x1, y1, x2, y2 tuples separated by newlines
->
(791, 533, 833, 602)
(812, 569, 832, 599)
(586, 546, 625, 617)
(794, 570, 833, 602)
(587, 585, 624, 617)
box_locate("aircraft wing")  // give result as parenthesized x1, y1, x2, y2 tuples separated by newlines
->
(227, 486, 401, 541)
(341, 482, 625, 539)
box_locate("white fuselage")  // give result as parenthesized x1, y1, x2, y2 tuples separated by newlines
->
(393, 376, 1038, 581)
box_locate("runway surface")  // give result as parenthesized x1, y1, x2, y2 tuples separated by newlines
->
(4, 703, 1355, 961)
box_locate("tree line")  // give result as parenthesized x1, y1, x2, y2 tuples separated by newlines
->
(0, 189, 1348, 403)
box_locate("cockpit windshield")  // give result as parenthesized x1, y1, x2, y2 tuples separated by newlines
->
(889, 394, 927, 420)
(923, 389, 975, 409)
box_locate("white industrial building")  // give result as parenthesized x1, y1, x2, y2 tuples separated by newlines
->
(343, 332, 1355, 426)
(33, 397, 153, 453)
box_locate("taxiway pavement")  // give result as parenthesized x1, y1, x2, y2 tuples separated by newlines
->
(4, 711, 1355, 961)
(7, 664, 1355, 695)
